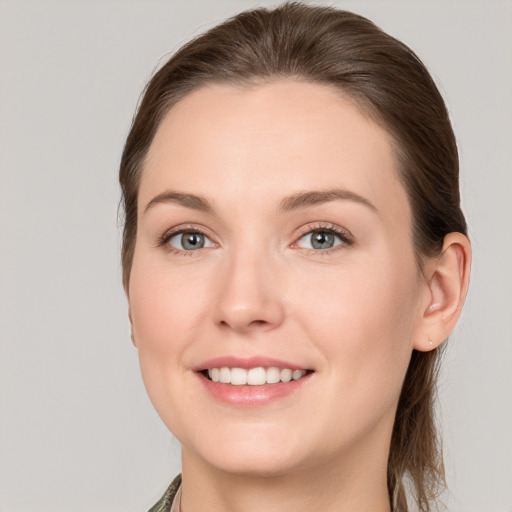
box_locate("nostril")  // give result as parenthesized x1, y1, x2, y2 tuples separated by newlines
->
(218, 318, 269, 330)
(249, 320, 267, 327)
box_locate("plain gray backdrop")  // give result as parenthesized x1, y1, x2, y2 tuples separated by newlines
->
(0, 1, 511, 511)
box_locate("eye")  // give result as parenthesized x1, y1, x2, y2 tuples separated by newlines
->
(295, 229, 347, 250)
(168, 231, 214, 251)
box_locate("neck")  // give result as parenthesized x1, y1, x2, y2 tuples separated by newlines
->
(180, 437, 392, 512)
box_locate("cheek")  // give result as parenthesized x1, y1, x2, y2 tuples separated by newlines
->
(294, 253, 419, 334)
(129, 255, 207, 354)
(127, 253, 209, 405)
(292, 256, 419, 407)
(127, 253, 212, 435)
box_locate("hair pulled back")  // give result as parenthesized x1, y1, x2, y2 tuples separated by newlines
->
(119, 3, 467, 510)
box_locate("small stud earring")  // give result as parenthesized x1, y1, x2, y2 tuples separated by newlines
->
(427, 303, 441, 313)
(428, 338, 433, 346)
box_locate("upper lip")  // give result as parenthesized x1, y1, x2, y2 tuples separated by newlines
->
(194, 356, 311, 372)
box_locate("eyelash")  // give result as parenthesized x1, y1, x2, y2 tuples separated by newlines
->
(293, 223, 354, 254)
(156, 222, 354, 255)
(157, 224, 214, 255)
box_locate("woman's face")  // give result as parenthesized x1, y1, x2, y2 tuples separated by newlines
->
(129, 80, 429, 476)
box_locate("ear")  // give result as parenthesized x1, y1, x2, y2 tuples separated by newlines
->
(128, 307, 137, 348)
(413, 232, 471, 352)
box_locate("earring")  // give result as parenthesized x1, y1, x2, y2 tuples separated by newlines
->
(428, 338, 434, 346)
(427, 302, 441, 313)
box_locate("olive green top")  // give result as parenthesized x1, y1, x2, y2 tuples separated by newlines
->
(148, 474, 182, 512)
(148, 472, 405, 511)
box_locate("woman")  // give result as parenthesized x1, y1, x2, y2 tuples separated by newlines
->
(119, 3, 471, 511)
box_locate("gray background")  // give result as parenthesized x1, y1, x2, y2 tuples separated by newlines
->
(0, 1, 511, 511)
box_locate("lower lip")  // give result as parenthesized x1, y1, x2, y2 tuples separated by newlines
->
(197, 372, 312, 407)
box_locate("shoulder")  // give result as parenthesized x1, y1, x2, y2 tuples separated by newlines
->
(148, 474, 182, 512)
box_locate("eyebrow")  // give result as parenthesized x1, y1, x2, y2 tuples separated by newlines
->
(144, 191, 212, 213)
(279, 189, 378, 213)
(144, 188, 378, 215)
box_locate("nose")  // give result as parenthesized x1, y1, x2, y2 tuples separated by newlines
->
(214, 249, 285, 335)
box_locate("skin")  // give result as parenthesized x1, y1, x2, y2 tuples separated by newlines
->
(128, 80, 471, 512)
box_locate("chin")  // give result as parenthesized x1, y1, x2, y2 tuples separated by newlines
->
(200, 450, 304, 478)
(182, 428, 310, 477)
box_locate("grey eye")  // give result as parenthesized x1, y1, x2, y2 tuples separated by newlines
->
(169, 232, 213, 250)
(297, 230, 341, 250)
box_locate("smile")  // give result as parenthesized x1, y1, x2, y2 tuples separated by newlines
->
(196, 357, 314, 406)
(205, 366, 309, 386)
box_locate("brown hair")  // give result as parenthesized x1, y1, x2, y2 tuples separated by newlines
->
(119, 3, 467, 510)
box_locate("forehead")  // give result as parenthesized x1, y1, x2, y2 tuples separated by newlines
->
(140, 80, 409, 222)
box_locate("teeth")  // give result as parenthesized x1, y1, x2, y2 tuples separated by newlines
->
(219, 367, 231, 384)
(247, 367, 267, 385)
(231, 367, 248, 386)
(207, 366, 307, 385)
(292, 369, 303, 380)
(266, 367, 281, 384)
(280, 369, 292, 382)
